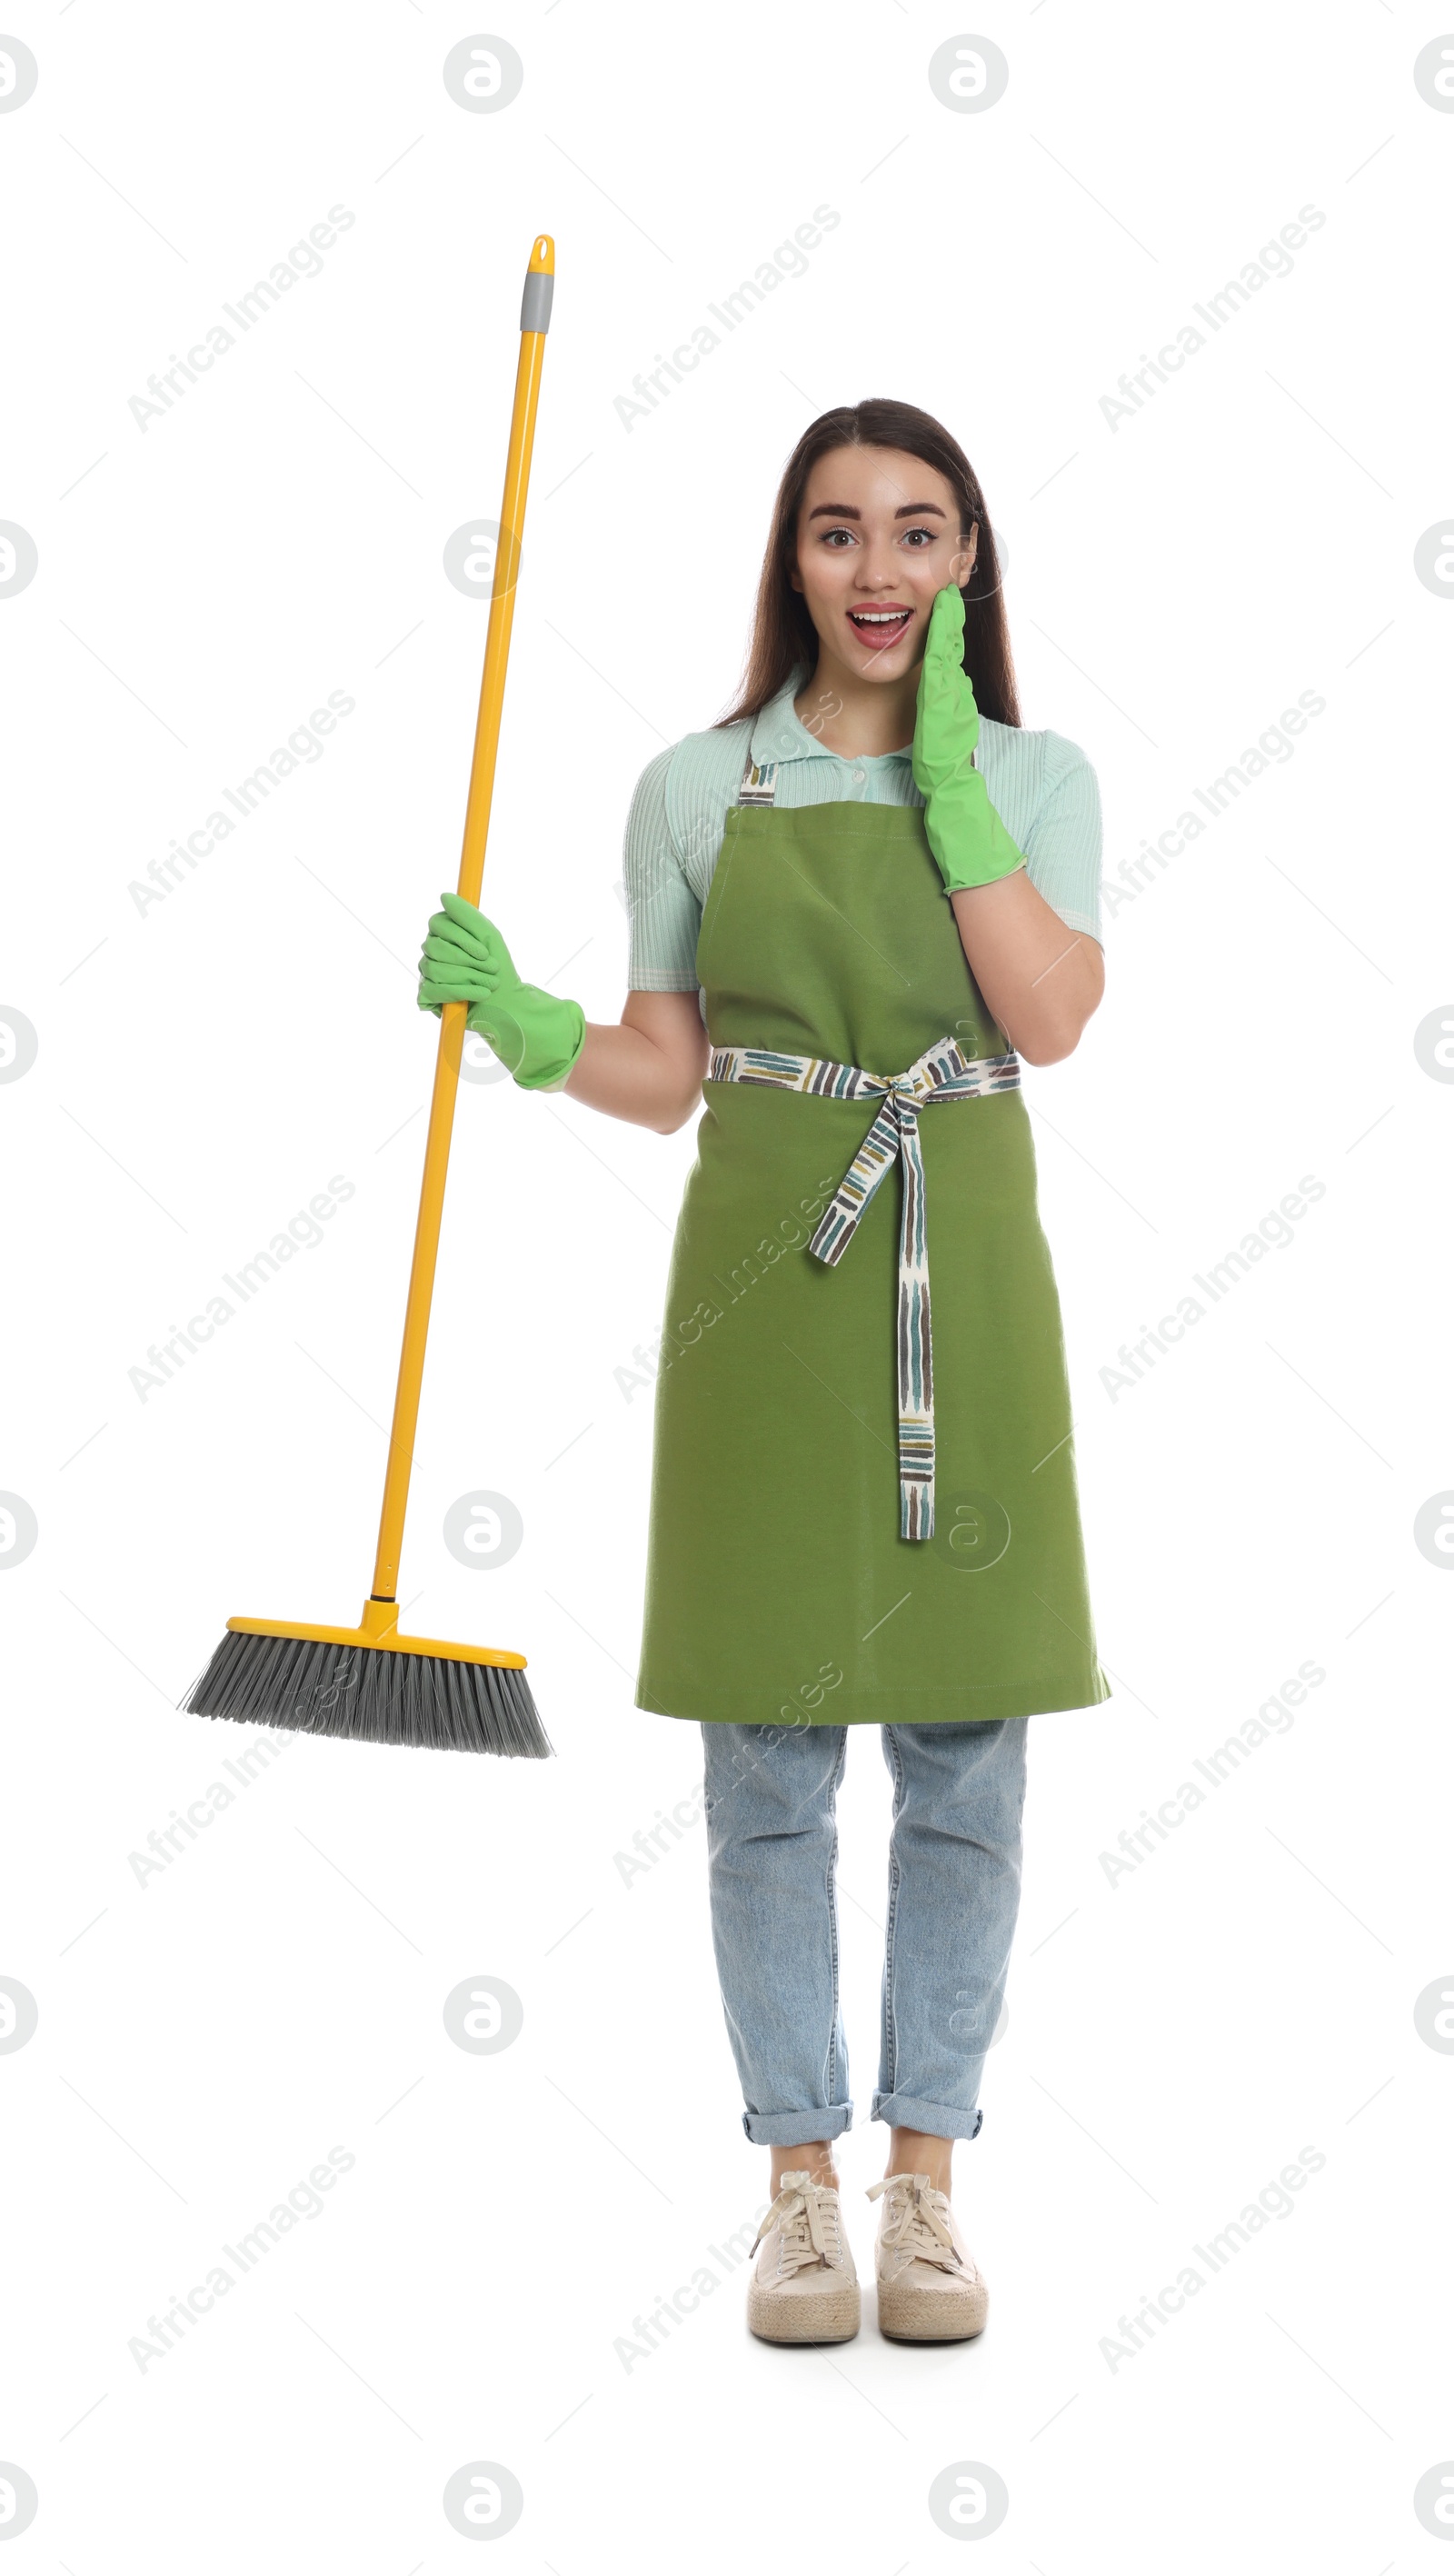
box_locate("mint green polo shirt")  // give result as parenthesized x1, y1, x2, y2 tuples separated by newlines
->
(622, 671, 1103, 991)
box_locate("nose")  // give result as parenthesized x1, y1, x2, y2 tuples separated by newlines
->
(854, 534, 903, 590)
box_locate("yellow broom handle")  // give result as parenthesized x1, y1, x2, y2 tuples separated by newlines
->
(370, 234, 553, 1603)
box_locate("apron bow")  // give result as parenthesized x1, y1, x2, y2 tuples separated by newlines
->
(706, 1032, 1021, 1539)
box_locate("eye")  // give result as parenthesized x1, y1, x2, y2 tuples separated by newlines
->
(901, 526, 936, 546)
(820, 526, 856, 547)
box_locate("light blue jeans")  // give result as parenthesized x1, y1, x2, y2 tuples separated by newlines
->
(701, 1719, 1028, 2147)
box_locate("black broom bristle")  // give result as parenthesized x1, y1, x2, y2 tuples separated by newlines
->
(181, 1629, 553, 1758)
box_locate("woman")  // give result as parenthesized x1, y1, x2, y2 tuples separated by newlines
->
(418, 400, 1109, 2347)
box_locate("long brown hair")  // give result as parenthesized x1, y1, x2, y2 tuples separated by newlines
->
(717, 398, 1021, 731)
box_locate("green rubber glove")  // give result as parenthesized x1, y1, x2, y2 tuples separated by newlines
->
(416, 891, 586, 1092)
(911, 584, 1028, 894)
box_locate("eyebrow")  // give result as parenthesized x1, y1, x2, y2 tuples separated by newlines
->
(805, 500, 948, 522)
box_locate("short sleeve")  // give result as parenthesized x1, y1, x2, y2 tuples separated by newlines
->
(1021, 736, 1103, 944)
(622, 748, 703, 990)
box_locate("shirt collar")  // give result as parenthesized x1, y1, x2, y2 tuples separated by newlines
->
(748, 670, 914, 768)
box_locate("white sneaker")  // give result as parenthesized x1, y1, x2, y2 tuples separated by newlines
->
(746, 2172, 861, 2343)
(867, 2172, 988, 2341)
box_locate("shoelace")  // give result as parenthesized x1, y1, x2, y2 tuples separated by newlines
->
(750, 2177, 844, 2279)
(865, 2172, 965, 2282)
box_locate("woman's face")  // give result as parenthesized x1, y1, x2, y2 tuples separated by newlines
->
(791, 444, 977, 685)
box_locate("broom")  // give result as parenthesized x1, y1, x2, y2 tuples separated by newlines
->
(181, 236, 557, 1758)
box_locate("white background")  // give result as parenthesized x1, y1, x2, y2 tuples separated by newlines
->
(3, 1, 1452, 2566)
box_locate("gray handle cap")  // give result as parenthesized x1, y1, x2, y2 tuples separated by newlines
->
(520, 271, 553, 334)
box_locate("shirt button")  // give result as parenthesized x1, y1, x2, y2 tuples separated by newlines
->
(851, 765, 865, 787)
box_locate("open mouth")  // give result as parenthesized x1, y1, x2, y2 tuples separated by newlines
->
(848, 606, 913, 651)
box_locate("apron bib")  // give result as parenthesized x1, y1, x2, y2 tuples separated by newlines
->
(634, 764, 1110, 1728)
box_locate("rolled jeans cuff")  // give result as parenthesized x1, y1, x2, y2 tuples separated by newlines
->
(871, 2092, 984, 2142)
(741, 2102, 856, 2147)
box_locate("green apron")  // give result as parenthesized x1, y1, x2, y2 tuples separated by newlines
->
(635, 759, 1110, 1728)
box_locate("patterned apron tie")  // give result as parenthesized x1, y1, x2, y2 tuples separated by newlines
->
(706, 1032, 1021, 1538)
